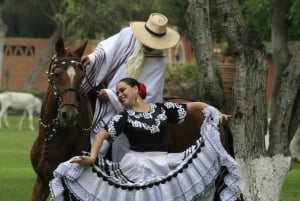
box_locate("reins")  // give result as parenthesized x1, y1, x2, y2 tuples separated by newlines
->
(81, 62, 109, 131)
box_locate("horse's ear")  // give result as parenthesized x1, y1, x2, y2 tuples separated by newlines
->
(55, 38, 65, 56)
(74, 40, 88, 58)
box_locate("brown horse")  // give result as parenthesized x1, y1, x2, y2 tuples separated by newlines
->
(165, 97, 234, 155)
(166, 97, 236, 201)
(30, 38, 92, 201)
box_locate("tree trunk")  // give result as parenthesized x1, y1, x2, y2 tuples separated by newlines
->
(267, 0, 300, 163)
(290, 126, 300, 162)
(0, 5, 7, 88)
(268, 47, 300, 155)
(186, 0, 225, 110)
(215, 0, 291, 200)
(268, 0, 291, 120)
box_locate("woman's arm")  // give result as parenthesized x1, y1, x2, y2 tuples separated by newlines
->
(90, 128, 109, 159)
(186, 102, 231, 122)
(185, 102, 210, 111)
(71, 128, 109, 166)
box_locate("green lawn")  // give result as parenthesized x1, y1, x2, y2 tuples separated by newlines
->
(0, 115, 299, 201)
(0, 115, 38, 201)
(281, 162, 300, 201)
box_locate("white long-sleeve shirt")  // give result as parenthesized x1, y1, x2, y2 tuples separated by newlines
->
(82, 27, 167, 134)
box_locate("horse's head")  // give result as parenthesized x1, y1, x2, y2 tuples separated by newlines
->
(48, 38, 88, 127)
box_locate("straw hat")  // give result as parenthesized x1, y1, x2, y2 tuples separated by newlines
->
(130, 13, 180, 50)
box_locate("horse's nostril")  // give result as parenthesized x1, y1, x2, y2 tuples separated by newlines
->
(61, 111, 79, 123)
(61, 111, 68, 120)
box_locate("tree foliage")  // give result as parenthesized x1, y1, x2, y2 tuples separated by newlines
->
(158, 0, 189, 35)
(240, 0, 300, 40)
(165, 62, 201, 100)
(240, 0, 273, 40)
(2, 0, 164, 38)
(288, 0, 300, 39)
(2, 0, 61, 37)
(56, 0, 163, 39)
(3, 0, 300, 41)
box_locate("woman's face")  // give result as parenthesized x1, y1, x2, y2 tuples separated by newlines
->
(116, 81, 138, 107)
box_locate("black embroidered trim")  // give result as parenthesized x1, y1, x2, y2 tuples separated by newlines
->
(92, 138, 205, 190)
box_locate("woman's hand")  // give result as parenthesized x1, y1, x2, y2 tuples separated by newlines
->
(70, 155, 96, 166)
(219, 112, 232, 123)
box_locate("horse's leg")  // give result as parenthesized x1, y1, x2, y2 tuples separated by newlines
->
(18, 111, 26, 130)
(27, 109, 35, 131)
(222, 122, 235, 158)
(0, 111, 2, 129)
(0, 107, 7, 129)
(31, 177, 50, 201)
(3, 111, 10, 128)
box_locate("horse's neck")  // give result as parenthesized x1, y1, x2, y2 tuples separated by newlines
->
(164, 97, 194, 104)
(78, 94, 93, 125)
(40, 91, 59, 121)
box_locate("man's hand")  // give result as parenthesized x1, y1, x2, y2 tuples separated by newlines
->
(81, 55, 90, 67)
(97, 90, 109, 103)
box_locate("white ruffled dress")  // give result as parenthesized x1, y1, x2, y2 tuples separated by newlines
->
(49, 104, 240, 201)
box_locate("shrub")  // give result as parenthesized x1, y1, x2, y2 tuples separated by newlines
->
(164, 61, 201, 100)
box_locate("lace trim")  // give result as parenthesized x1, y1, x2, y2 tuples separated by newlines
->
(164, 102, 187, 123)
(202, 106, 240, 200)
(106, 114, 122, 140)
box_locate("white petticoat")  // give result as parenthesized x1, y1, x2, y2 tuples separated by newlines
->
(49, 106, 240, 201)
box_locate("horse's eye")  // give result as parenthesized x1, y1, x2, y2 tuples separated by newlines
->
(52, 73, 60, 79)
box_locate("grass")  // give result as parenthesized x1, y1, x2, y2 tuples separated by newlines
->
(0, 115, 299, 201)
(281, 162, 300, 201)
(0, 115, 38, 201)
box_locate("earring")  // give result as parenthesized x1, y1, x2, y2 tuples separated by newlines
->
(135, 97, 140, 104)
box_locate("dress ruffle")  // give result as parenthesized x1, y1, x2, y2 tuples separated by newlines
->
(50, 106, 240, 201)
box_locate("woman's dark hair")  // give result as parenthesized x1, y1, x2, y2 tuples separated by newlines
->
(118, 77, 147, 99)
(119, 77, 139, 88)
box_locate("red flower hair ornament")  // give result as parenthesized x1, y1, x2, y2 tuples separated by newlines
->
(138, 82, 147, 99)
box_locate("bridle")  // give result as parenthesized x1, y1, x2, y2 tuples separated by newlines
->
(48, 55, 83, 109)
(40, 55, 93, 143)
(39, 55, 94, 165)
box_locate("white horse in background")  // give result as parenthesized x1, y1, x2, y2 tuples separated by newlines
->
(0, 91, 42, 131)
